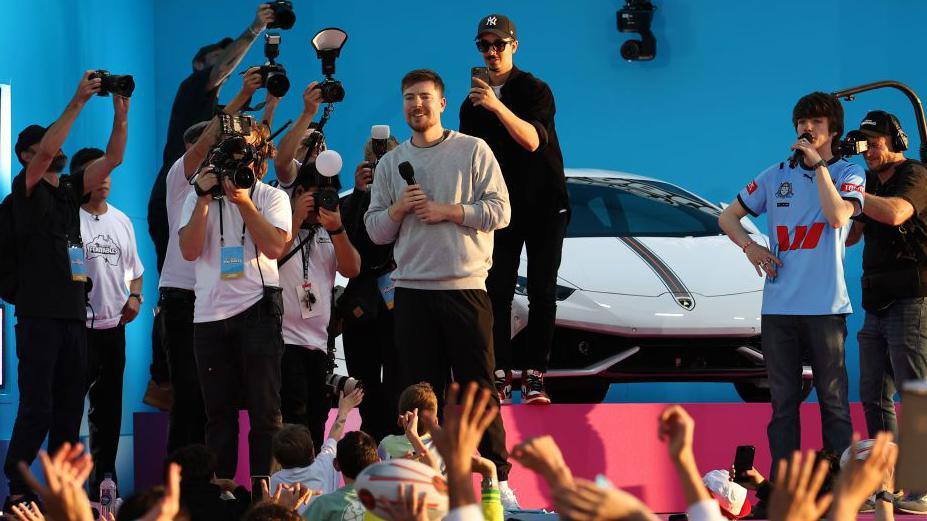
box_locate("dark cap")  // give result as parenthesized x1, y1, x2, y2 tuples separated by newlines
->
(70, 147, 104, 174)
(476, 14, 516, 40)
(859, 110, 903, 138)
(14, 124, 46, 166)
(193, 37, 233, 67)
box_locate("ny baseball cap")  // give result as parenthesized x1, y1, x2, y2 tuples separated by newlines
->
(859, 110, 903, 138)
(476, 14, 517, 40)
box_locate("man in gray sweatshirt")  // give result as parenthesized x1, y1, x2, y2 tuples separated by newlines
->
(364, 69, 518, 508)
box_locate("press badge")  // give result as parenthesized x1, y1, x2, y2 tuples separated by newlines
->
(220, 245, 245, 280)
(296, 281, 321, 319)
(377, 271, 396, 310)
(68, 245, 88, 282)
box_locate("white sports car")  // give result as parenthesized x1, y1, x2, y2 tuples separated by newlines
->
(506, 169, 814, 403)
(332, 169, 814, 403)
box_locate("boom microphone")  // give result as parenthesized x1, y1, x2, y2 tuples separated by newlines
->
(398, 161, 416, 185)
(789, 132, 814, 169)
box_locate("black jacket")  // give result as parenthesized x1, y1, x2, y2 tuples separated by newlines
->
(339, 189, 394, 322)
(459, 66, 569, 219)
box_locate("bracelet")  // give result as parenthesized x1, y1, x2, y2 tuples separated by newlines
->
(247, 25, 261, 37)
(741, 239, 754, 253)
(876, 490, 894, 504)
(812, 159, 828, 170)
(129, 293, 143, 304)
(328, 226, 345, 236)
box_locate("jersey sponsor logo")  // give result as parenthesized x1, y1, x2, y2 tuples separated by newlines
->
(776, 222, 826, 251)
(777, 202, 790, 207)
(840, 182, 863, 193)
(85, 234, 122, 266)
(776, 181, 794, 199)
(746, 180, 758, 194)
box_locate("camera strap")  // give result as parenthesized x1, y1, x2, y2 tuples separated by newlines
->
(299, 226, 320, 282)
(278, 230, 315, 268)
(217, 199, 247, 248)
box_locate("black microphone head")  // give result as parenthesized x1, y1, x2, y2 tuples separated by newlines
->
(799, 132, 813, 142)
(398, 161, 416, 185)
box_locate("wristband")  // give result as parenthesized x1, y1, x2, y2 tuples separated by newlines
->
(812, 159, 828, 170)
(328, 226, 345, 236)
(129, 293, 143, 304)
(741, 239, 754, 253)
(248, 25, 261, 37)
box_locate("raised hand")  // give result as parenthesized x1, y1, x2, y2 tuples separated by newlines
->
(830, 432, 898, 520)
(139, 462, 182, 521)
(18, 443, 95, 521)
(552, 478, 658, 521)
(657, 405, 695, 464)
(511, 435, 573, 489)
(768, 451, 832, 521)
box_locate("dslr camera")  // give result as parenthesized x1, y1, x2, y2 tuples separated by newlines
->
(256, 33, 290, 97)
(295, 161, 340, 215)
(317, 79, 345, 104)
(198, 114, 258, 198)
(325, 373, 363, 395)
(837, 129, 870, 157)
(266, 0, 296, 30)
(90, 70, 136, 98)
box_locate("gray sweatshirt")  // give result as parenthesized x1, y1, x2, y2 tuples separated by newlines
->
(364, 130, 510, 290)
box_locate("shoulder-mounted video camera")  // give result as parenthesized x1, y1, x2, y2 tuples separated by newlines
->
(197, 114, 259, 198)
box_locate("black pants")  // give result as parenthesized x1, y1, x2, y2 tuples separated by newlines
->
(160, 288, 205, 453)
(342, 303, 400, 443)
(4, 318, 87, 496)
(486, 212, 568, 372)
(280, 346, 332, 455)
(85, 325, 126, 497)
(393, 288, 511, 481)
(763, 314, 852, 476)
(150, 312, 170, 385)
(193, 298, 284, 478)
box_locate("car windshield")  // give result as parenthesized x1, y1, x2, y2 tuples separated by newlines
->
(566, 177, 723, 238)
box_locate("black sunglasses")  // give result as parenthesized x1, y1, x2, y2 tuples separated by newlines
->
(475, 39, 512, 53)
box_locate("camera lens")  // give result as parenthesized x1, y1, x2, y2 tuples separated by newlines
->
(620, 40, 641, 61)
(269, 1, 296, 30)
(265, 71, 290, 97)
(232, 165, 255, 189)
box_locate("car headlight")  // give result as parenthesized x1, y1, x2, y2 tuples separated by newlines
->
(514, 276, 576, 301)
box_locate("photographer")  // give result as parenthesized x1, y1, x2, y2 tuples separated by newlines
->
(158, 70, 264, 454)
(178, 113, 291, 479)
(145, 2, 277, 404)
(718, 92, 862, 477)
(339, 133, 401, 443)
(73, 148, 144, 499)
(364, 69, 517, 509)
(460, 14, 569, 406)
(278, 162, 360, 453)
(846, 112, 927, 448)
(3, 71, 128, 511)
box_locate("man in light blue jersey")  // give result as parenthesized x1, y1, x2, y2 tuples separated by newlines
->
(719, 92, 865, 474)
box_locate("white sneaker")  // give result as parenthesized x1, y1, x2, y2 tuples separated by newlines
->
(499, 481, 522, 511)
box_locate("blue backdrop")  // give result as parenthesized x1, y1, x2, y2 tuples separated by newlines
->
(1, 0, 926, 492)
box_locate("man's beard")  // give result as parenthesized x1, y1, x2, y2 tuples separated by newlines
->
(49, 153, 67, 173)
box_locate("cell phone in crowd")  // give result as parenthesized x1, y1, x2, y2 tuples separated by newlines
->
(732, 445, 756, 483)
(251, 475, 270, 503)
(471, 66, 490, 87)
(897, 380, 927, 493)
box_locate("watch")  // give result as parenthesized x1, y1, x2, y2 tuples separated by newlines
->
(129, 293, 143, 304)
(481, 476, 498, 489)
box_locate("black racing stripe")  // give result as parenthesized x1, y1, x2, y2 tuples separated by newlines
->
(618, 236, 691, 298)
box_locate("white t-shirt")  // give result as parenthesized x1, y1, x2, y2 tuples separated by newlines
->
(179, 181, 292, 323)
(280, 224, 337, 350)
(159, 156, 196, 290)
(80, 205, 144, 329)
(270, 437, 340, 514)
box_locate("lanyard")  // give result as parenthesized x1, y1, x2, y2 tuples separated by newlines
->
(299, 225, 320, 282)
(218, 186, 255, 247)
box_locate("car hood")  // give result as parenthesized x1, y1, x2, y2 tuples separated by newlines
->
(554, 235, 765, 297)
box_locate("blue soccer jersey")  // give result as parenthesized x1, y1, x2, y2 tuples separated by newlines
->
(737, 158, 865, 315)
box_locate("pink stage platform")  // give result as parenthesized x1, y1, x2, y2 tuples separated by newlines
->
(135, 402, 907, 516)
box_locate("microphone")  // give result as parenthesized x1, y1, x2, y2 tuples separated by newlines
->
(789, 132, 813, 169)
(398, 161, 416, 185)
